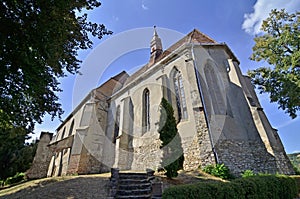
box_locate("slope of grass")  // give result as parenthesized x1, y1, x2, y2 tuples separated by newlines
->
(0, 173, 110, 198)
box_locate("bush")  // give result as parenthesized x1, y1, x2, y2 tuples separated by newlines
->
(162, 175, 298, 199)
(293, 165, 300, 175)
(241, 170, 255, 178)
(4, 172, 25, 185)
(203, 163, 233, 180)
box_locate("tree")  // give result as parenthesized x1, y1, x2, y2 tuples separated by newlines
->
(0, 1, 111, 179)
(0, 0, 112, 131)
(248, 9, 300, 118)
(158, 98, 184, 178)
(0, 113, 38, 180)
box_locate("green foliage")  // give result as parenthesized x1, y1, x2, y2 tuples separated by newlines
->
(288, 153, 300, 174)
(203, 163, 233, 180)
(293, 165, 300, 175)
(0, 0, 109, 181)
(162, 175, 298, 199)
(291, 176, 300, 196)
(158, 98, 184, 178)
(248, 9, 300, 118)
(241, 170, 255, 178)
(4, 173, 25, 186)
(0, 125, 38, 180)
(0, 1, 112, 131)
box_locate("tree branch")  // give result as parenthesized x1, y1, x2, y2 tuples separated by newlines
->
(283, 45, 293, 54)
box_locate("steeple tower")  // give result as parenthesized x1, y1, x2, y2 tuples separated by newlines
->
(149, 26, 163, 65)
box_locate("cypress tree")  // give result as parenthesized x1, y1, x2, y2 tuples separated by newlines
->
(158, 98, 184, 178)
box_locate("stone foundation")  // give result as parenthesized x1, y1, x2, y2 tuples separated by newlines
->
(131, 138, 162, 170)
(215, 139, 278, 176)
(183, 107, 215, 171)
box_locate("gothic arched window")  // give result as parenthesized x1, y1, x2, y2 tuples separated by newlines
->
(142, 88, 150, 133)
(68, 120, 74, 136)
(61, 127, 66, 139)
(113, 105, 120, 143)
(204, 61, 225, 115)
(173, 69, 188, 121)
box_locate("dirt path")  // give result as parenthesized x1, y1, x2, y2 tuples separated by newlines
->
(0, 174, 111, 199)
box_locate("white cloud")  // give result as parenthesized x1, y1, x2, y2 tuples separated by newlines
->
(276, 117, 300, 129)
(142, 4, 149, 10)
(142, 0, 149, 10)
(242, 0, 300, 35)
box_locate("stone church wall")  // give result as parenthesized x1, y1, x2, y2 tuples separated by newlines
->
(31, 30, 294, 178)
(26, 132, 54, 179)
(215, 139, 278, 175)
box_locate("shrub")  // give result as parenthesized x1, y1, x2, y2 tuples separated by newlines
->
(162, 175, 298, 199)
(158, 98, 184, 178)
(241, 170, 255, 178)
(4, 172, 25, 185)
(293, 165, 300, 175)
(203, 163, 232, 180)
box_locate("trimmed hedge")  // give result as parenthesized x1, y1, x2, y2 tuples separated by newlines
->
(162, 175, 298, 199)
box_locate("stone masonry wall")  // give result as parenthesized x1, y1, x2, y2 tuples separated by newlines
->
(183, 107, 215, 171)
(131, 138, 161, 171)
(273, 150, 295, 175)
(26, 132, 54, 179)
(67, 154, 81, 175)
(215, 139, 278, 176)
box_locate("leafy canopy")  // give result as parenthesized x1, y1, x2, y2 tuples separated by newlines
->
(248, 9, 300, 118)
(0, 0, 112, 131)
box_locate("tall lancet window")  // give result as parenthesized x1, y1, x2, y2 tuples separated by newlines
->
(142, 88, 150, 133)
(113, 105, 120, 143)
(173, 69, 188, 121)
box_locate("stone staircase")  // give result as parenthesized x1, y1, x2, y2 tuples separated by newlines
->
(117, 172, 152, 198)
(109, 169, 162, 199)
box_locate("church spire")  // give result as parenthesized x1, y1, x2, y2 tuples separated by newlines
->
(149, 26, 163, 65)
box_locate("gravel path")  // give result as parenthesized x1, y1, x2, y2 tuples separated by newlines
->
(0, 174, 111, 199)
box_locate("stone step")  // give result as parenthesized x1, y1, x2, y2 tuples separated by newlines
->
(117, 187, 151, 196)
(119, 182, 151, 190)
(116, 194, 151, 199)
(119, 173, 148, 180)
(119, 178, 149, 185)
(113, 170, 155, 199)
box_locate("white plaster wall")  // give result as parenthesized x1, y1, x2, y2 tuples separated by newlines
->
(108, 47, 202, 170)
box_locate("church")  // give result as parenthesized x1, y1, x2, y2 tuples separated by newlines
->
(27, 28, 294, 179)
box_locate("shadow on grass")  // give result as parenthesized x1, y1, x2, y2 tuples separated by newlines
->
(0, 175, 110, 199)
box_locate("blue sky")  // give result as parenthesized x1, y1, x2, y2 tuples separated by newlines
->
(34, 0, 300, 154)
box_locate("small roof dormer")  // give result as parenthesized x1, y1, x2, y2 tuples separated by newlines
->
(149, 26, 163, 65)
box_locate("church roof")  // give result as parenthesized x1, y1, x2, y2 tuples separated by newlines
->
(94, 71, 129, 100)
(56, 71, 129, 131)
(123, 29, 218, 86)
(156, 29, 217, 63)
